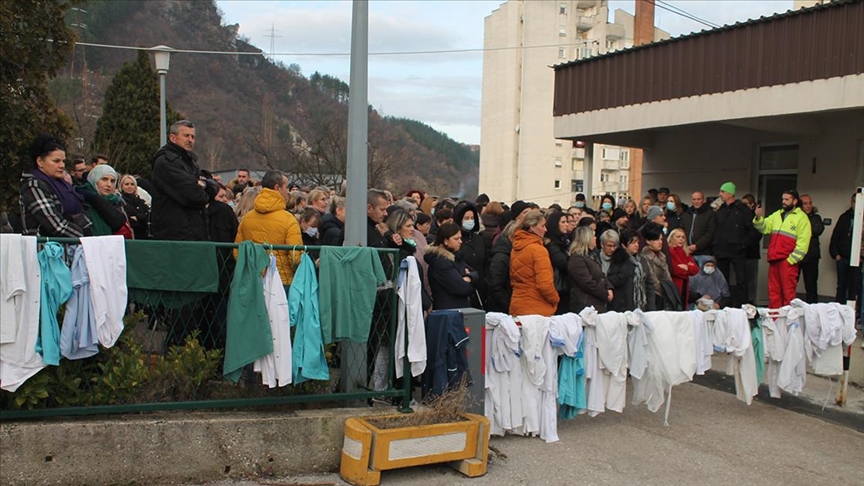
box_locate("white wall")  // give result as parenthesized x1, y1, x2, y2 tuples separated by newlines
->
(479, 2, 522, 204)
(794, 111, 864, 300)
(640, 111, 864, 302)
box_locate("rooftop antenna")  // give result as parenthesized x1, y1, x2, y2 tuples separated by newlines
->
(263, 23, 281, 62)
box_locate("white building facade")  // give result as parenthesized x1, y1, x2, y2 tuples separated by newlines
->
(479, 0, 668, 207)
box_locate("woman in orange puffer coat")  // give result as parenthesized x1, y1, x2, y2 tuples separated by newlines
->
(509, 210, 560, 316)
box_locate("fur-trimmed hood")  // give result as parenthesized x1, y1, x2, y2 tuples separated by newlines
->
(424, 244, 455, 262)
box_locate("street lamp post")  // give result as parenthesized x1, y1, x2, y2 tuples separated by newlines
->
(151, 45, 173, 147)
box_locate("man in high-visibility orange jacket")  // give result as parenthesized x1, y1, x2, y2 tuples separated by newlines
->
(753, 190, 811, 308)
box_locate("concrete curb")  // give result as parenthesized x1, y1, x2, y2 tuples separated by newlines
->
(0, 407, 393, 486)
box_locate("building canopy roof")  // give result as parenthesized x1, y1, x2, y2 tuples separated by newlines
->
(553, 0, 864, 116)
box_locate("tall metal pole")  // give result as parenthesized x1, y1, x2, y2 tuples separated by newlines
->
(344, 0, 369, 247)
(159, 73, 167, 147)
(342, 0, 369, 397)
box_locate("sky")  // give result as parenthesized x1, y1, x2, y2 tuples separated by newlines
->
(217, 1, 795, 145)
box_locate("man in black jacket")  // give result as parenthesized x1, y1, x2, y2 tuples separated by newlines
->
(829, 194, 857, 304)
(712, 182, 759, 306)
(680, 191, 716, 260)
(150, 120, 218, 240)
(799, 194, 825, 303)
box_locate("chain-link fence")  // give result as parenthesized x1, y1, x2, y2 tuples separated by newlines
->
(0, 238, 410, 419)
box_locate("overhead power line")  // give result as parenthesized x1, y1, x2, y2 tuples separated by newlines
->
(71, 39, 599, 58)
(651, 0, 721, 30)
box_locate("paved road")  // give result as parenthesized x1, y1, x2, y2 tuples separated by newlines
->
(200, 381, 863, 486)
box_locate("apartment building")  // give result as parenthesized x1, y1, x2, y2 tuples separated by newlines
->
(479, 0, 668, 207)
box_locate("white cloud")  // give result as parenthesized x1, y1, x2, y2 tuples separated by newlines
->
(221, 1, 797, 145)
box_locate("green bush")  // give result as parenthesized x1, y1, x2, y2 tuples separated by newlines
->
(148, 331, 222, 402)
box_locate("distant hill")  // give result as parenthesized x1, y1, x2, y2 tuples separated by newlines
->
(53, 0, 478, 198)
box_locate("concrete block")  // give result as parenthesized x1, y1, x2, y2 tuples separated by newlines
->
(0, 408, 391, 486)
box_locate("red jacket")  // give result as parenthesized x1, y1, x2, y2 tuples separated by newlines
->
(669, 246, 699, 305)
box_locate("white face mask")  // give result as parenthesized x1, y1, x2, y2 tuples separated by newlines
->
(305, 227, 318, 237)
(704, 266, 715, 275)
(462, 220, 475, 232)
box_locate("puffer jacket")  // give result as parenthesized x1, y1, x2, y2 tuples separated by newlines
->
(234, 188, 303, 285)
(319, 213, 344, 246)
(480, 213, 500, 254)
(424, 244, 476, 310)
(454, 202, 486, 274)
(567, 252, 608, 313)
(509, 229, 558, 317)
(485, 234, 512, 313)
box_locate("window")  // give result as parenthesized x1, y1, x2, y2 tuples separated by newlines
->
(554, 179, 561, 190)
(571, 158, 583, 172)
(619, 174, 628, 184)
(560, 4, 567, 15)
(620, 150, 629, 162)
(555, 140, 563, 147)
(759, 145, 799, 170)
(555, 157, 562, 167)
(600, 173, 609, 182)
(571, 179, 584, 193)
(558, 48, 566, 59)
(601, 147, 620, 160)
(559, 28, 567, 37)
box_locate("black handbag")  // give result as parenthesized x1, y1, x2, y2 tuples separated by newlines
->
(553, 268, 568, 293)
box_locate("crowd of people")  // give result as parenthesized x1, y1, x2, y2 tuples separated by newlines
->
(10, 122, 862, 338)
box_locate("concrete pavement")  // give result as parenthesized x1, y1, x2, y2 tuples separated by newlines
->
(197, 380, 863, 486)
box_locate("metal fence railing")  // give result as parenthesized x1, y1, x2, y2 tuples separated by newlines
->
(0, 238, 410, 420)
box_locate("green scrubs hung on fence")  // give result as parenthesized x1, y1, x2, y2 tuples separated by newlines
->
(223, 241, 273, 383)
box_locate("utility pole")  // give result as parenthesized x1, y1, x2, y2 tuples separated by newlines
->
(263, 23, 281, 62)
(344, 1, 369, 248)
(341, 0, 369, 397)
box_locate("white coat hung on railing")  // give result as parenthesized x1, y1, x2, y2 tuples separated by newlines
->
(482, 304, 858, 443)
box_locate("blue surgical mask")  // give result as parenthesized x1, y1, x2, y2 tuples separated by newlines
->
(227, 201, 235, 209)
(575, 201, 585, 208)
(305, 227, 318, 237)
(462, 220, 475, 232)
(666, 201, 676, 211)
(703, 266, 715, 275)
(404, 237, 417, 247)
(601, 202, 613, 211)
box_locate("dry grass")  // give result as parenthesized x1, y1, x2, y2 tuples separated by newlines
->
(366, 377, 473, 429)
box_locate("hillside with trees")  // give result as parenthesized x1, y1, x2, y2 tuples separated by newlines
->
(37, 0, 477, 201)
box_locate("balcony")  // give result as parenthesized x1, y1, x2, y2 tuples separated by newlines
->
(606, 23, 625, 40)
(601, 160, 619, 171)
(573, 147, 586, 159)
(577, 0, 599, 9)
(601, 181, 620, 193)
(576, 16, 594, 32)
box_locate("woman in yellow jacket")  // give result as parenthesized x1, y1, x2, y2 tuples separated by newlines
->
(234, 171, 304, 285)
(509, 209, 560, 317)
